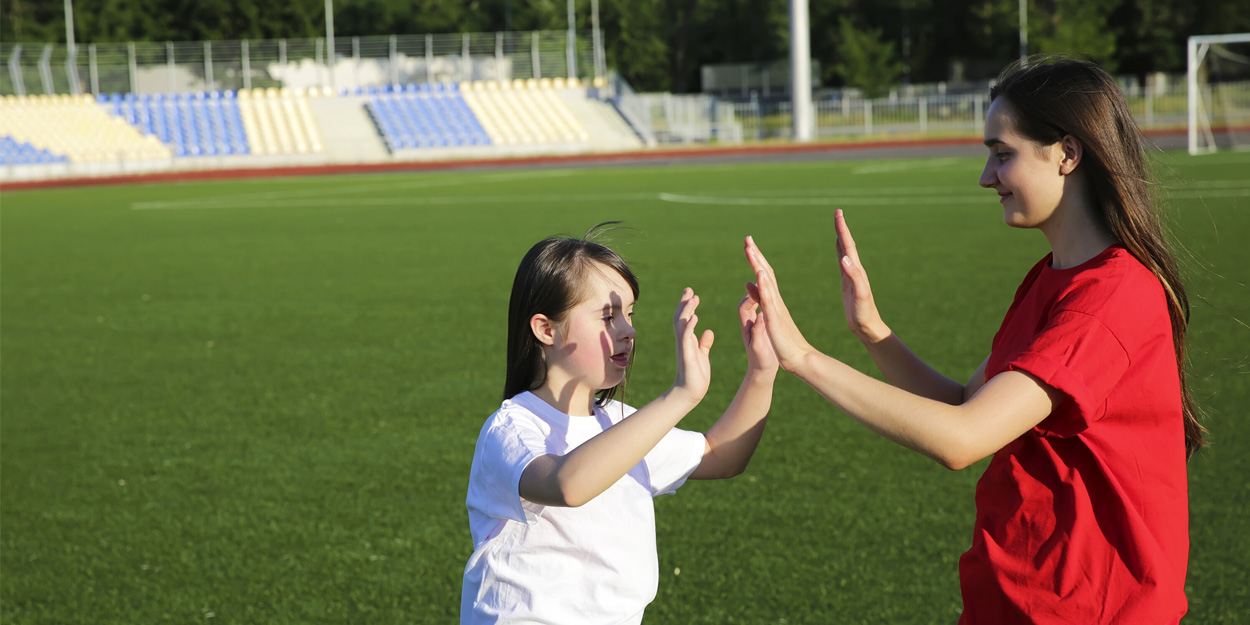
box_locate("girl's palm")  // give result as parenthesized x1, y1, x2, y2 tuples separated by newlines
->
(673, 288, 714, 403)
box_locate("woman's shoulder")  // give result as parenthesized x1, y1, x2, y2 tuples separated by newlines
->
(1060, 247, 1163, 304)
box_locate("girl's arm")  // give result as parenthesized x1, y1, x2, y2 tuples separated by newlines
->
(745, 236, 1060, 470)
(835, 209, 986, 404)
(689, 294, 779, 480)
(519, 288, 714, 508)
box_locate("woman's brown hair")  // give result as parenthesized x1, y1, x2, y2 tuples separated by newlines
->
(991, 55, 1207, 458)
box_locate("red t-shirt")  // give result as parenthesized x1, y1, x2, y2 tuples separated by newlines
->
(959, 246, 1189, 624)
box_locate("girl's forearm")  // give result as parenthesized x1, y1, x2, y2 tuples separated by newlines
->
(690, 370, 776, 479)
(520, 389, 699, 508)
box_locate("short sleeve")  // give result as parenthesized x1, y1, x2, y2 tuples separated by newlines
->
(1004, 310, 1130, 437)
(643, 428, 706, 496)
(466, 415, 551, 526)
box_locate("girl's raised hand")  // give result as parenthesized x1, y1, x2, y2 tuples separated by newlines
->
(835, 209, 890, 342)
(672, 287, 714, 406)
(738, 293, 779, 375)
(744, 237, 815, 372)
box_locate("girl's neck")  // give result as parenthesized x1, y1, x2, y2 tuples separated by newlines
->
(530, 380, 598, 417)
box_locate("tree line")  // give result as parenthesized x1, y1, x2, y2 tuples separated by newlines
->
(4, 0, 1248, 95)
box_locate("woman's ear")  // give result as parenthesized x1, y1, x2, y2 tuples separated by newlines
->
(530, 314, 557, 346)
(1058, 135, 1083, 175)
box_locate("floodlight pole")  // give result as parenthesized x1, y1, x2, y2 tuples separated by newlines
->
(325, 0, 336, 89)
(567, 0, 578, 79)
(789, 0, 813, 142)
(1018, 0, 1028, 60)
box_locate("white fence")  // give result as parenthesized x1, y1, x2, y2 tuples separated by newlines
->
(635, 80, 1250, 144)
(1, 31, 603, 96)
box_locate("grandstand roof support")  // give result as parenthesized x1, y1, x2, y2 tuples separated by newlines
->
(7, 45, 25, 97)
(39, 44, 55, 95)
(789, 0, 814, 142)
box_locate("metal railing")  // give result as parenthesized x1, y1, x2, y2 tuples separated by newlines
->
(638, 80, 1250, 144)
(1, 30, 604, 97)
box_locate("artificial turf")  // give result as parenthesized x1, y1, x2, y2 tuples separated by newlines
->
(2, 151, 1247, 623)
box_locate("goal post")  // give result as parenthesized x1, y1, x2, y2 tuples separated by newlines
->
(1188, 33, 1250, 155)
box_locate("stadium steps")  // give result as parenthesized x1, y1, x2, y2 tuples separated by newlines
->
(306, 95, 391, 163)
(553, 90, 646, 151)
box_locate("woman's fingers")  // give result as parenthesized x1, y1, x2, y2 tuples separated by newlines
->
(835, 209, 863, 268)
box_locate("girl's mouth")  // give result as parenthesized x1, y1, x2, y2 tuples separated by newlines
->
(610, 353, 630, 367)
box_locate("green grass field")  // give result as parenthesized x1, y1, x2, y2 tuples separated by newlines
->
(3, 151, 1248, 624)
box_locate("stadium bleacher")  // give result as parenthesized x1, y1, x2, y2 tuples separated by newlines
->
(460, 78, 591, 146)
(1, 93, 172, 163)
(100, 91, 251, 157)
(364, 83, 492, 152)
(2, 77, 623, 177)
(0, 135, 69, 166)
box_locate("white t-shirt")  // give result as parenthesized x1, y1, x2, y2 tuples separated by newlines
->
(461, 391, 707, 625)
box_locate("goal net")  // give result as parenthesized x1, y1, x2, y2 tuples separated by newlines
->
(1188, 33, 1250, 154)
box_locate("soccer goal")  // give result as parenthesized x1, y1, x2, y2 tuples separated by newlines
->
(1188, 33, 1250, 154)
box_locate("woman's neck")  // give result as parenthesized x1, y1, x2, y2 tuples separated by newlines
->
(1042, 188, 1118, 270)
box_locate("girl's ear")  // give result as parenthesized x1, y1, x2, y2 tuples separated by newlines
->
(530, 314, 557, 346)
(1058, 135, 1083, 175)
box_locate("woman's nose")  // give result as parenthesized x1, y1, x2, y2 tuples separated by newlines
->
(979, 159, 997, 188)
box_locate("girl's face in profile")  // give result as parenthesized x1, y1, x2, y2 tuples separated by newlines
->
(979, 98, 1069, 231)
(545, 265, 636, 396)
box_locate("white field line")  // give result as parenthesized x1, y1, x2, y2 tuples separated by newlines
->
(852, 157, 975, 174)
(130, 173, 1249, 211)
(130, 169, 577, 210)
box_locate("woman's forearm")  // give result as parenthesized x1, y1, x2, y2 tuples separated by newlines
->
(788, 350, 1052, 470)
(859, 332, 967, 405)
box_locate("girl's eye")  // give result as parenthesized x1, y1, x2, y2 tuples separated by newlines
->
(602, 314, 614, 323)
(995, 152, 1011, 163)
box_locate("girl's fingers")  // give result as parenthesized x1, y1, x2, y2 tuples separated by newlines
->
(699, 329, 715, 352)
(738, 293, 758, 324)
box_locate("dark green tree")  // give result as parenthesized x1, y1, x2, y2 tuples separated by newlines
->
(831, 16, 903, 97)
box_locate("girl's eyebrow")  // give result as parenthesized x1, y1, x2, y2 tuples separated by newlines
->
(984, 137, 1003, 148)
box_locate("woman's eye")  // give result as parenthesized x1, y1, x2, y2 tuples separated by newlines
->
(996, 152, 1010, 162)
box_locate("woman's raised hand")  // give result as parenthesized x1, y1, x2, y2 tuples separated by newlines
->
(744, 236, 815, 373)
(836, 209, 890, 343)
(672, 287, 714, 406)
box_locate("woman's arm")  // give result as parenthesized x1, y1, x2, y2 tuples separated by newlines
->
(835, 209, 980, 404)
(690, 294, 779, 480)
(520, 288, 714, 507)
(745, 235, 1059, 469)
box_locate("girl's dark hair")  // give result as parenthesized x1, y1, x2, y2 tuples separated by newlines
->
(504, 223, 639, 406)
(990, 55, 1206, 458)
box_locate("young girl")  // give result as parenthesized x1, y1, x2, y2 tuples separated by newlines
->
(743, 57, 1203, 624)
(462, 225, 778, 624)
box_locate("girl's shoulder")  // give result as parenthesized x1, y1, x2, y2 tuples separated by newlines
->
(596, 398, 638, 424)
